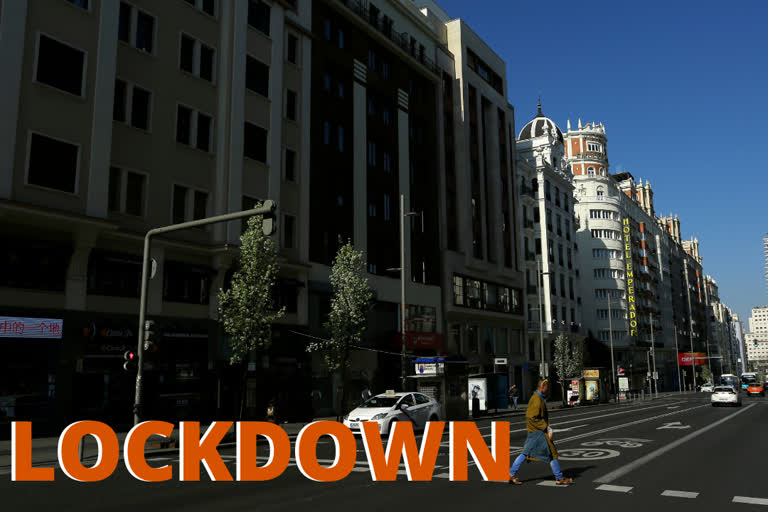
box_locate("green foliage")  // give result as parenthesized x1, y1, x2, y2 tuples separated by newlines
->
(700, 365, 712, 383)
(553, 334, 584, 381)
(306, 241, 373, 372)
(218, 202, 284, 364)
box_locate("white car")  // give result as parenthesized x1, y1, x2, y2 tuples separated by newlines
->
(343, 392, 441, 435)
(700, 383, 714, 393)
(711, 386, 741, 407)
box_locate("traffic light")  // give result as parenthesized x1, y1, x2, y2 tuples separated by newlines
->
(261, 199, 277, 236)
(123, 350, 137, 372)
(144, 320, 156, 351)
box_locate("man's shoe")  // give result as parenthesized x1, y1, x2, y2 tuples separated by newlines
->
(555, 477, 573, 485)
(508, 476, 523, 485)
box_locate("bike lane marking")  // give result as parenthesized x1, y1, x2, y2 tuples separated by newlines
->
(662, 490, 698, 498)
(594, 403, 756, 484)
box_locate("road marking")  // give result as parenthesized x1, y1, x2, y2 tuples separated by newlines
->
(551, 424, 589, 433)
(594, 403, 756, 483)
(596, 484, 632, 493)
(733, 496, 768, 506)
(657, 421, 691, 430)
(662, 490, 698, 498)
(537, 480, 568, 487)
(667, 406, 680, 409)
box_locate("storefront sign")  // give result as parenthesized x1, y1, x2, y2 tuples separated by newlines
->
(678, 352, 707, 366)
(583, 369, 600, 378)
(623, 218, 637, 337)
(619, 377, 629, 391)
(415, 363, 441, 375)
(394, 332, 443, 350)
(0, 316, 63, 339)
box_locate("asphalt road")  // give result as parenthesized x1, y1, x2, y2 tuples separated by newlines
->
(3, 393, 766, 511)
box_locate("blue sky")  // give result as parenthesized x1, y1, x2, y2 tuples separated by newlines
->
(436, 0, 768, 324)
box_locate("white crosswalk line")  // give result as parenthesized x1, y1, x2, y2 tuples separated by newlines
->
(537, 480, 567, 487)
(733, 496, 768, 506)
(596, 484, 633, 493)
(661, 490, 698, 498)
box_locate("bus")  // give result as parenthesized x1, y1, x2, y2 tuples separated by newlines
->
(720, 374, 740, 390)
(741, 372, 758, 390)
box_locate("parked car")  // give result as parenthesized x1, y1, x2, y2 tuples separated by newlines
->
(711, 386, 742, 407)
(700, 383, 714, 393)
(746, 383, 766, 397)
(343, 392, 441, 435)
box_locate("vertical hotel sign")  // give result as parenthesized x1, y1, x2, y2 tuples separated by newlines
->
(622, 218, 637, 337)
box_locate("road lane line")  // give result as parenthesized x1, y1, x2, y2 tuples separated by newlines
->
(594, 403, 757, 484)
(537, 480, 568, 487)
(733, 496, 768, 506)
(662, 490, 698, 498)
(596, 484, 632, 492)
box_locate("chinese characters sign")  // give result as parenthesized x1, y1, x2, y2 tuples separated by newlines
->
(0, 316, 63, 339)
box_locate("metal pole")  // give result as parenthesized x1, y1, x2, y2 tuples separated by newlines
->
(683, 262, 696, 392)
(537, 257, 546, 378)
(674, 329, 682, 393)
(608, 297, 616, 404)
(650, 313, 657, 398)
(646, 349, 651, 398)
(400, 194, 407, 390)
(133, 202, 276, 425)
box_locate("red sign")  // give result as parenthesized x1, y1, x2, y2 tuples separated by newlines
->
(678, 352, 707, 366)
(393, 332, 443, 350)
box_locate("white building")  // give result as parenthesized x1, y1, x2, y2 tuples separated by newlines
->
(746, 306, 768, 372)
(515, 101, 582, 381)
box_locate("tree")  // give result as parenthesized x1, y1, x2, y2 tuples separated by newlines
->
(700, 365, 712, 384)
(218, 202, 284, 420)
(553, 334, 584, 406)
(306, 241, 372, 420)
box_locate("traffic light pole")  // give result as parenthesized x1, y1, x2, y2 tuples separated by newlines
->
(133, 201, 276, 426)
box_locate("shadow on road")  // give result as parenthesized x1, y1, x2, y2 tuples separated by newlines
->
(522, 465, 595, 483)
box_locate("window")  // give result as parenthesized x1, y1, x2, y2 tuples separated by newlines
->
(286, 89, 297, 121)
(113, 79, 151, 131)
(176, 106, 212, 152)
(587, 141, 602, 153)
(285, 149, 296, 181)
(368, 202, 377, 217)
(368, 48, 377, 71)
(245, 55, 269, 96)
(244, 122, 267, 162)
(287, 34, 298, 64)
(324, 19, 331, 41)
(118, 3, 155, 53)
(337, 125, 344, 152)
(588, 166, 595, 176)
(381, 60, 390, 80)
(27, 133, 79, 193)
(383, 152, 391, 174)
(172, 185, 208, 224)
(248, 0, 270, 35)
(108, 167, 146, 216)
(184, 0, 216, 16)
(283, 214, 296, 249)
(597, 186, 605, 197)
(179, 34, 215, 82)
(367, 140, 376, 167)
(383, 194, 391, 221)
(163, 261, 212, 304)
(87, 250, 141, 297)
(323, 121, 331, 145)
(36, 35, 85, 96)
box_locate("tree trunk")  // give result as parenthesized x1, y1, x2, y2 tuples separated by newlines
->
(239, 356, 249, 421)
(561, 382, 567, 407)
(337, 344, 351, 422)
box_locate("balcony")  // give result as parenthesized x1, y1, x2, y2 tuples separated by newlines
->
(342, 0, 440, 75)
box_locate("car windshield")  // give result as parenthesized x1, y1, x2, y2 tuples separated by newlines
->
(714, 387, 734, 393)
(359, 396, 400, 408)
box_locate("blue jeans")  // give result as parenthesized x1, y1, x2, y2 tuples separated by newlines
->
(510, 454, 563, 480)
(513, 397, 519, 409)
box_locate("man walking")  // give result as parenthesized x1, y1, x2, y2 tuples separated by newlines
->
(508, 384, 520, 410)
(509, 378, 572, 485)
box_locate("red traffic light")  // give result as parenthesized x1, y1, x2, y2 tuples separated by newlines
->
(124, 350, 136, 361)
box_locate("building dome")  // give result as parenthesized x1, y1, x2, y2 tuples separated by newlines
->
(518, 100, 563, 143)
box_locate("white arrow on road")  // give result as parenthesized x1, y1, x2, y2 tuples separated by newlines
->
(551, 424, 589, 433)
(657, 421, 691, 430)
(667, 406, 680, 409)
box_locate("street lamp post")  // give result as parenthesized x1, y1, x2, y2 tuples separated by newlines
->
(536, 256, 549, 378)
(607, 297, 617, 404)
(390, 194, 420, 390)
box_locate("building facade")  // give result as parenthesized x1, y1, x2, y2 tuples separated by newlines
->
(515, 102, 582, 392)
(746, 306, 768, 373)
(0, 0, 314, 430)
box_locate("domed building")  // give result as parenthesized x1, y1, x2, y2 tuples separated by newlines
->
(515, 101, 582, 388)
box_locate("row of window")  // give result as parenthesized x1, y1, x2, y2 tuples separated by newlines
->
(591, 229, 622, 240)
(367, 141, 393, 173)
(367, 195, 394, 221)
(595, 289, 626, 300)
(597, 309, 627, 320)
(592, 249, 623, 260)
(589, 209, 621, 220)
(452, 275, 522, 315)
(594, 268, 625, 280)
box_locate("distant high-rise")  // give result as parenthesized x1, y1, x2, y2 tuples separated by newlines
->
(764, 233, 768, 295)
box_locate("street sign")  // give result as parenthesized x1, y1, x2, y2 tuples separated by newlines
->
(494, 358, 508, 365)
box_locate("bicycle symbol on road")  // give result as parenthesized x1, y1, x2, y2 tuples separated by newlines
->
(581, 438, 652, 449)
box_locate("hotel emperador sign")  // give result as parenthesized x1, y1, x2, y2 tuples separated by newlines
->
(622, 218, 637, 337)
